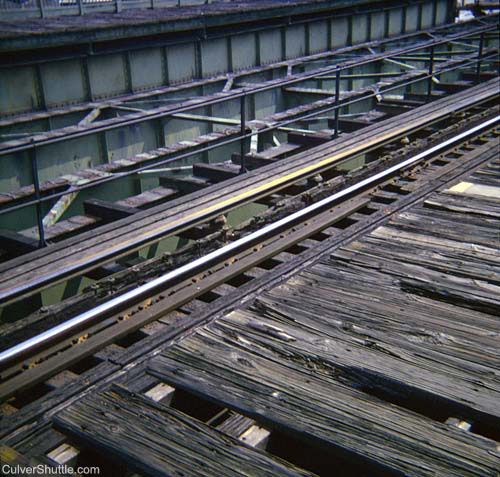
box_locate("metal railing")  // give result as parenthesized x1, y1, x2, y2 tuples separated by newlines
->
(0, 24, 497, 250)
(0, 0, 212, 19)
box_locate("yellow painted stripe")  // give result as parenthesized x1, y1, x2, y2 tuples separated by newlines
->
(448, 182, 500, 198)
(68, 127, 411, 265)
(448, 181, 473, 193)
(67, 110, 451, 268)
(24, 99, 492, 281)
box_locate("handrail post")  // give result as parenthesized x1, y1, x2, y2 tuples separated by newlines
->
(38, 0, 45, 18)
(334, 69, 340, 138)
(427, 45, 435, 100)
(77, 0, 83, 16)
(30, 144, 46, 248)
(476, 31, 484, 83)
(239, 94, 247, 174)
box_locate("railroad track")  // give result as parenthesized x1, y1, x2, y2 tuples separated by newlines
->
(0, 108, 498, 477)
(1, 77, 499, 313)
(0, 17, 498, 257)
(0, 102, 497, 409)
(1, 9, 499, 477)
(0, 79, 498, 477)
(0, 19, 497, 362)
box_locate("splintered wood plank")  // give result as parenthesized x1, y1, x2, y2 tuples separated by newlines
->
(424, 191, 500, 218)
(13, 425, 67, 458)
(390, 208, 500, 248)
(148, 314, 499, 477)
(338, 229, 499, 284)
(144, 153, 499, 475)
(332, 241, 500, 316)
(328, 244, 500, 338)
(253, 266, 500, 416)
(338, 189, 500, 319)
(115, 186, 177, 209)
(446, 182, 500, 199)
(247, 195, 500, 414)
(53, 386, 313, 477)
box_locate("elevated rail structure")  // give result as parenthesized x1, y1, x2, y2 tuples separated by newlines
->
(0, 77, 499, 304)
(0, 92, 498, 476)
(0, 4, 499, 475)
(0, 16, 498, 308)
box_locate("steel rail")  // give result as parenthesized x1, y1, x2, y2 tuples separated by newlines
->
(0, 22, 496, 157)
(0, 114, 497, 366)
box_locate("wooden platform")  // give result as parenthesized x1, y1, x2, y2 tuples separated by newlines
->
(55, 386, 314, 477)
(45, 141, 500, 476)
(0, 78, 498, 305)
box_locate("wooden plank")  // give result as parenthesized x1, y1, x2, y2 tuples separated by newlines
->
(148, 312, 499, 476)
(435, 81, 474, 94)
(193, 162, 240, 182)
(159, 175, 209, 194)
(0, 229, 39, 254)
(231, 152, 274, 169)
(254, 142, 301, 160)
(287, 131, 333, 147)
(0, 362, 119, 440)
(146, 159, 500, 474)
(46, 370, 79, 390)
(83, 199, 139, 221)
(143, 382, 175, 404)
(462, 72, 498, 82)
(39, 215, 98, 241)
(215, 412, 255, 438)
(54, 386, 314, 477)
(376, 103, 414, 116)
(445, 181, 500, 199)
(22, 186, 179, 244)
(371, 211, 500, 257)
(115, 186, 178, 208)
(336, 118, 371, 132)
(12, 423, 67, 459)
(46, 443, 79, 466)
(337, 230, 500, 306)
